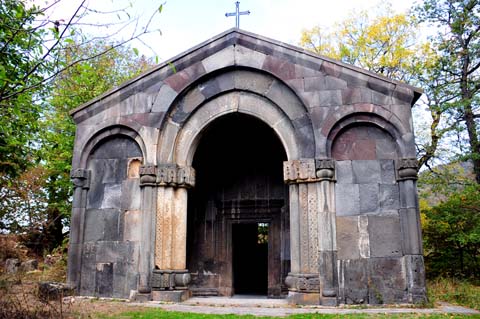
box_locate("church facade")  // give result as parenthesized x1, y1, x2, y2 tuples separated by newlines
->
(67, 29, 426, 305)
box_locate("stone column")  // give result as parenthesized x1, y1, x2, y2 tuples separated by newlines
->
(67, 168, 90, 290)
(284, 159, 338, 305)
(396, 158, 427, 303)
(315, 159, 338, 306)
(138, 165, 157, 294)
(151, 164, 195, 302)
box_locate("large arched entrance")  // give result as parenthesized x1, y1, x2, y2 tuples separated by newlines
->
(186, 113, 290, 297)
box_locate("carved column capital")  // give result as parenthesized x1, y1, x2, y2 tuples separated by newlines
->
(284, 159, 336, 184)
(139, 164, 157, 187)
(396, 158, 418, 181)
(284, 159, 317, 184)
(156, 164, 196, 188)
(315, 159, 335, 181)
(70, 168, 90, 189)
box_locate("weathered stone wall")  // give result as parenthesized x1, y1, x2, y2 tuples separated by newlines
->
(79, 137, 143, 298)
(333, 125, 405, 304)
(68, 29, 426, 305)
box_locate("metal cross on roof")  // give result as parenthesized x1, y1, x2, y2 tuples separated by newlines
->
(225, 1, 250, 29)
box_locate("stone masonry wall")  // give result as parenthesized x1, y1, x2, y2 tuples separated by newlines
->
(80, 136, 143, 298)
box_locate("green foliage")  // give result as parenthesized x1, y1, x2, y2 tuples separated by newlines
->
(414, 0, 480, 183)
(0, 0, 48, 178)
(35, 37, 154, 249)
(299, 2, 419, 81)
(421, 183, 480, 279)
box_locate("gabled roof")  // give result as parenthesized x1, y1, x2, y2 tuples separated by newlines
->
(70, 28, 422, 118)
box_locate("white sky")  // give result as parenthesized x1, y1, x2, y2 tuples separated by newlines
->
(40, 0, 417, 62)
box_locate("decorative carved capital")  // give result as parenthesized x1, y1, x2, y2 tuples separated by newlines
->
(139, 164, 157, 187)
(151, 269, 191, 290)
(284, 159, 336, 183)
(285, 273, 320, 293)
(284, 159, 316, 184)
(70, 169, 90, 189)
(177, 166, 196, 188)
(315, 159, 335, 181)
(157, 164, 195, 188)
(396, 158, 418, 181)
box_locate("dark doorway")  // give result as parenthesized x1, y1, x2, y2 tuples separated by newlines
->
(232, 223, 269, 295)
(186, 113, 290, 297)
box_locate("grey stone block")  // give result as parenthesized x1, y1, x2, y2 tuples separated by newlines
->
(84, 209, 105, 242)
(121, 179, 141, 210)
(352, 160, 381, 184)
(152, 290, 191, 302)
(359, 183, 379, 214)
(379, 160, 396, 184)
(102, 159, 123, 183)
(80, 243, 96, 295)
(95, 262, 114, 297)
(335, 160, 353, 184)
(335, 183, 360, 216)
(325, 75, 347, 89)
(96, 241, 131, 263)
(101, 183, 122, 209)
(342, 259, 368, 304)
(112, 262, 128, 298)
(152, 84, 177, 113)
(317, 90, 342, 107)
(336, 217, 360, 260)
(87, 165, 105, 209)
(235, 69, 273, 94)
(304, 76, 325, 92)
(379, 184, 400, 212)
(376, 138, 397, 159)
(103, 210, 121, 241)
(20, 259, 38, 272)
(368, 216, 402, 257)
(124, 210, 142, 242)
(368, 257, 407, 304)
(5, 258, 20, 273)
(38, 282, 74, 301)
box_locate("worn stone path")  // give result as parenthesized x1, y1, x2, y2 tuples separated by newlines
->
(130, 296, 480, 317)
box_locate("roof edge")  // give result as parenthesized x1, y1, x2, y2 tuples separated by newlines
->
(70, 28, 423, 117)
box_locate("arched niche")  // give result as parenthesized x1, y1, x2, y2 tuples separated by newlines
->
(80, 135, 144, 298)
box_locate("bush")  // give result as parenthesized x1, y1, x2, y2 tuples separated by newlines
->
(421, 184, 480, 279)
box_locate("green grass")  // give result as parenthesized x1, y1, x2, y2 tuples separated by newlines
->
(428, 277, 480, 310)
(97, 310, 480, 319)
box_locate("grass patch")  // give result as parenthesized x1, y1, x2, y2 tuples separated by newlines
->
(99, 310, 479, 319)
(428, 277, 480, 310)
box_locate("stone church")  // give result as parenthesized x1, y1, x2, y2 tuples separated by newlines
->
(67, 29, 427, 305)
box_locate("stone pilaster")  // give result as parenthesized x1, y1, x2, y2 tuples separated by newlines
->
(152, 164, 194, 301)
(137, 165, 157, 293)
(315, 159, 338, 306)
(395, 158, 427, 303)
(67, 168, 90, 291)
(283, 159, 338, 305)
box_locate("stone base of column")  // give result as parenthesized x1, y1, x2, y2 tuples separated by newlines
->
(130, 291, 152, 302)
(287, 291, 320, 305)
(152, 290, 191, 302)
(320, 296, 337, 306)
(404, 255, 427, 304)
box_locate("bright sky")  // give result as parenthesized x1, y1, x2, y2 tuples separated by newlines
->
(41, 0, 417, 62)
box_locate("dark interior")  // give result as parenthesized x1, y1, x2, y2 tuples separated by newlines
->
(232, 223, 269, 295)
(186, 112, 288, 296)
